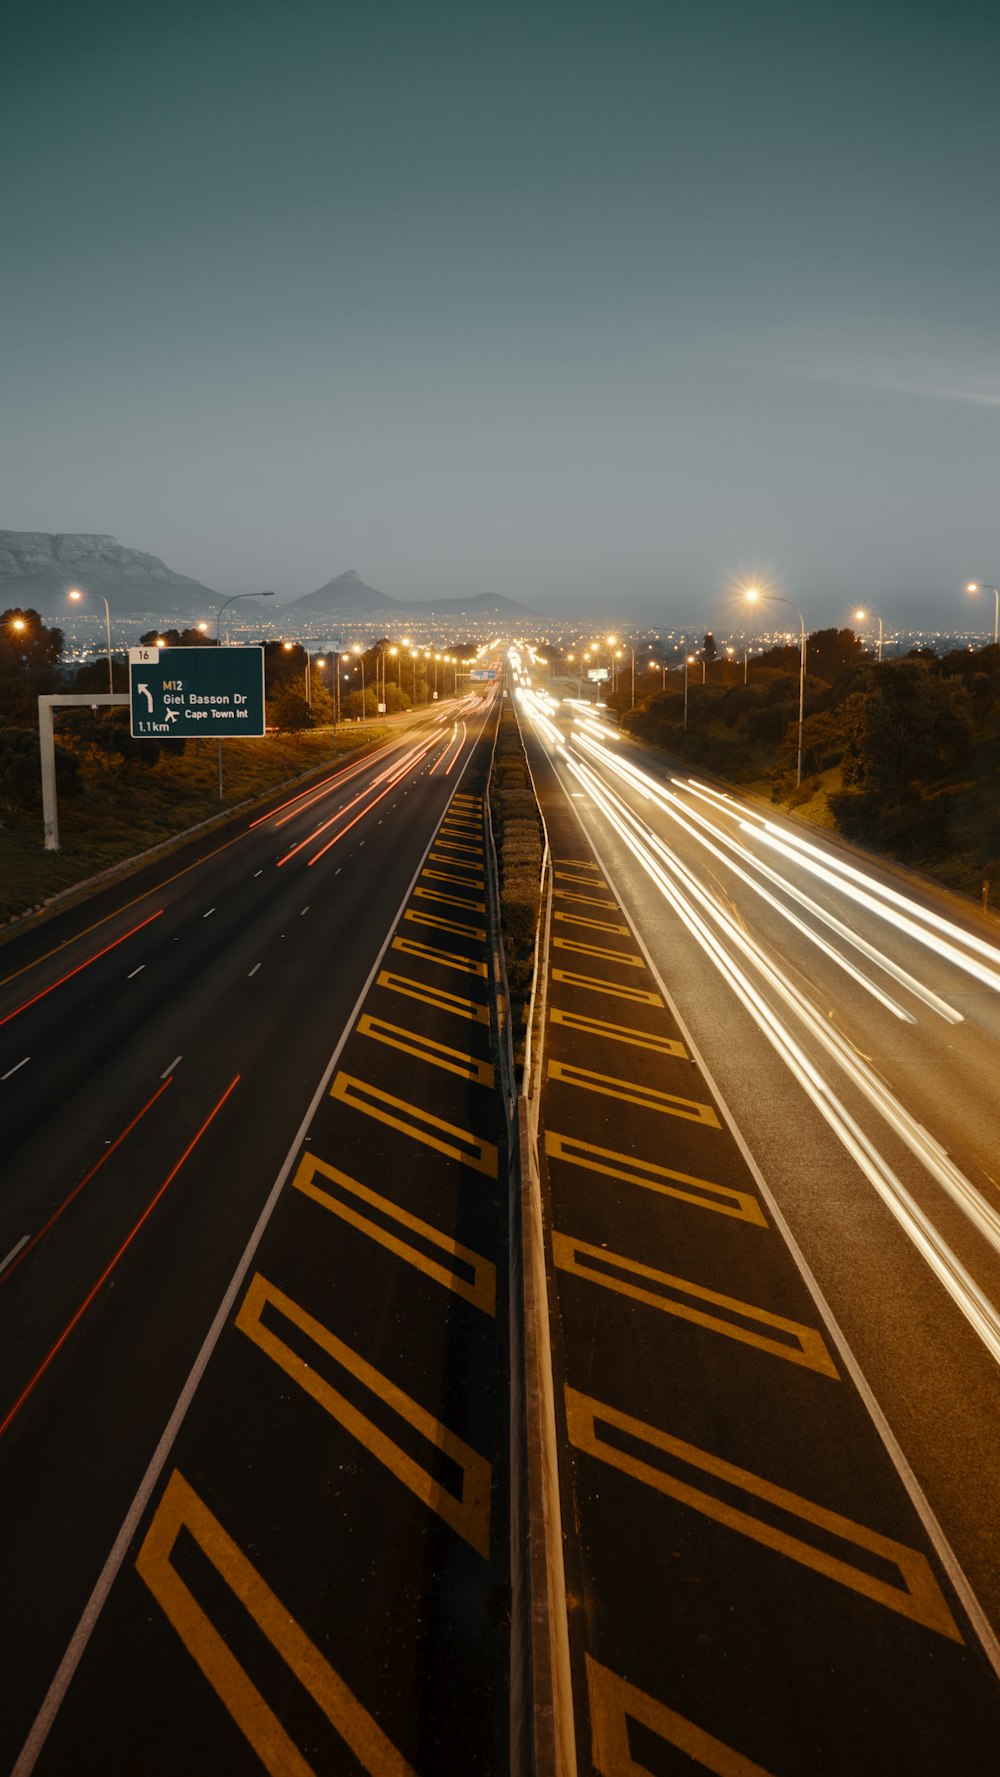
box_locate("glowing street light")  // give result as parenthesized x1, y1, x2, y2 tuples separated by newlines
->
(746, 586, 807, 787)
(67, 587, 114, 693)
(683, 655, 696, 730)
(855, 607, 884, 663)
(965, 582, 999, 646)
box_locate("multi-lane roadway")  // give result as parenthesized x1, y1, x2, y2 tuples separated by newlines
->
(4, 656, 1000, 1776)
(515, 670, 1000, 1774)
(0, 696, 510, 1774)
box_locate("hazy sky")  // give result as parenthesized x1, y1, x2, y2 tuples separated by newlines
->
(4, 0, 999, 628)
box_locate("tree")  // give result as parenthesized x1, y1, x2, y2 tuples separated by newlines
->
(307, 671, 334, 724)
(138, 627, 216, 648)
(806, 628, 866, 685)
(270, 685, 313, 731)
(841, 663, 972, 797)
(0, 727, 81, 810)
(59, 708, 167, 771)
(0, 608, 65, 727)
(0, 608, 64, 677)
(73, 656, 129, 693)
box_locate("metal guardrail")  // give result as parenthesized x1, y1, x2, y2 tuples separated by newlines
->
(485, 685, 576, 1777)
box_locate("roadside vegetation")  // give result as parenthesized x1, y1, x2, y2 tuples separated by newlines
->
(490, 696, 544, 1075)
(599, 629, 1000, 910)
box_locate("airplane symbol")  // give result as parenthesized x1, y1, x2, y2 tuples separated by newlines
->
(137, 683, 154, 713)
(164, 707, 178, 724)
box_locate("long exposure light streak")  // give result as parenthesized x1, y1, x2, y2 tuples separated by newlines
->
(747, 824, 1000, 993)
(571, 734, 913, 1022)
(556, 748, 1000, 1366)
(570, 735, 962, 1025)
(576, 757, 1000, 1264)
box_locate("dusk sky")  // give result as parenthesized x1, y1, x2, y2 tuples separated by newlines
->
(4, 0, 999, 629)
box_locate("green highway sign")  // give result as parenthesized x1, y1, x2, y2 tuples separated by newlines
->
(129, 646, 266, 738)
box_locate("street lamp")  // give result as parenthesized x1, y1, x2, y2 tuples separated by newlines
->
(67, 587, 114, 694)
(965, 582, 1000, 647)
(746, 586, 807, 787)
(353, 645, 367, 715)
(683, 655, 695, 731)
(854, 607, 884, 663)
(214, 590, 274, 798)
(411, 649, 419, 703)
(216, 589, 274, 647)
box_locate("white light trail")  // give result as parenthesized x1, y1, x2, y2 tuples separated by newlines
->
(748, 823, 1000, 995)
(571, 737, 962, 1024)
(564, 753, 1000, 1366)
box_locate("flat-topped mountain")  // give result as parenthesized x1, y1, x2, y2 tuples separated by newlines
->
(0, 531, 219, 615)
(290, 567, 534, 619)
(0, 536, 537, 622)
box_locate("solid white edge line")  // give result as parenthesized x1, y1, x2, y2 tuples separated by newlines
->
(12, 718, 483, 1777)
(160, 1056, 181, 1079)
(0, 1234, 31, 1275)
(563, 767, 1000, 1683)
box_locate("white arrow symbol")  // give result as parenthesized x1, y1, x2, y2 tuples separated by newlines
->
(137, 683, 154, 713)
(164, 707, 178, 724)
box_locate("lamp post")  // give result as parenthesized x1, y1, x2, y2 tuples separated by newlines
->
(353, 645, 367, 716)
(683, 655, 694, 730)
(67, 588, 114, 693)
(854, 607, 884, 663)
(214, 590, 274, 798)
(411, 650, 419, 703)
(746, 587, 807, 787)
(965, 582, 1000, 647)
(217, 589, 273, 647)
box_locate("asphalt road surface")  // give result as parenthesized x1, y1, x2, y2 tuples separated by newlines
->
(0, 695, 510, 1775)
(515, 669, 1000, 1775)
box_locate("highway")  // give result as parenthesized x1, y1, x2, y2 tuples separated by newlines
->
(514, 669, 1000, 1774)
(0, 694, 510, 1775)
